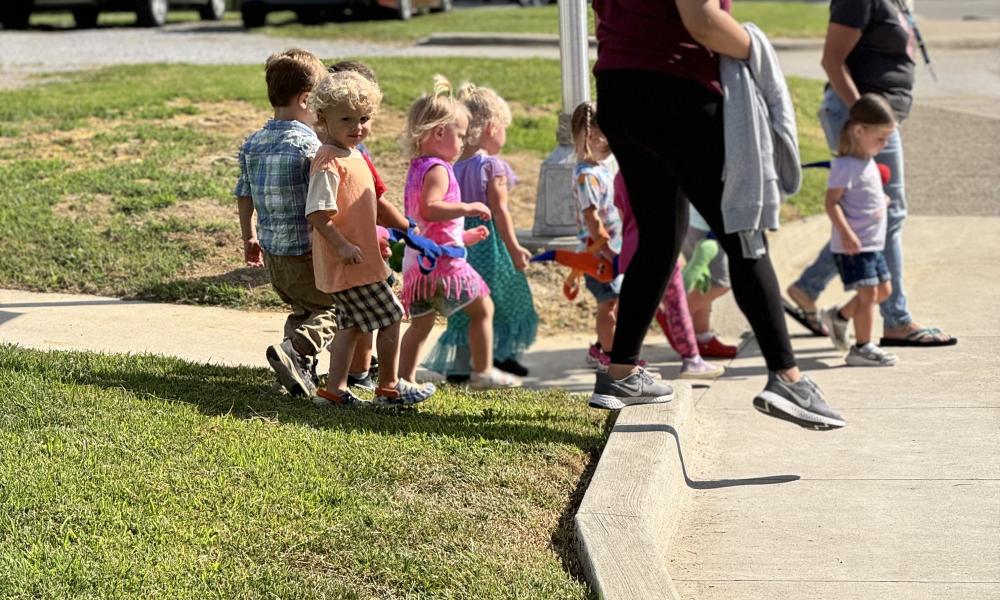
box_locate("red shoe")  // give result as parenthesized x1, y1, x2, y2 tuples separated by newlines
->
(697, 335, 738, 359)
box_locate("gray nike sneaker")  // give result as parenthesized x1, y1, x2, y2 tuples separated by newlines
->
(846, 343, 898, 367)
(821, 306, 851, 352)
(589, 368, 674, 411)
(753, 372, 846, 430)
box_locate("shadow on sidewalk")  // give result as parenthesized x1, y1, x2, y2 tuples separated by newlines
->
(616, 424, 800, 489)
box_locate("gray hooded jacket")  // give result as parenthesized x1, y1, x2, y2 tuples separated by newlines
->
(719, 23, 802, 258)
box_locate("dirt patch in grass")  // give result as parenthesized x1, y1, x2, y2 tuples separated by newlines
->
(166, 99, 263, 138)
(51, 193, 116, 225)
(169, 99, 265, 176)
(503, 151, 541, 229)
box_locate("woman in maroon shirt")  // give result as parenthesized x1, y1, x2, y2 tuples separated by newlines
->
(588, 0, 846, 430)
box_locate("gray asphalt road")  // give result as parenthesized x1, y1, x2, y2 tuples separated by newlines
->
(0, 19, 565, 90)
(916, 0, 1000, 20)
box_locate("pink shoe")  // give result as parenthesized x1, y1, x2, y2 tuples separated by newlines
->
(586, 344, 650, 371)
(585, 343, 608, 368)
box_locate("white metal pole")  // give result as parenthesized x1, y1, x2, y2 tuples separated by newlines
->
(557, 0, 591, 143)
(530, 0, 592, 242)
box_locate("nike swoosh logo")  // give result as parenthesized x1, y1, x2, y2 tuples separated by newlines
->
(617, 378, 643, 395)
(781, 382, 812, 408)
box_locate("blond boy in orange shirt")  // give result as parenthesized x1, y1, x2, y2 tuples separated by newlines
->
(305, 71, 435, 407)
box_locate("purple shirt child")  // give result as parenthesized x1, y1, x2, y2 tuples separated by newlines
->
(828, 156, 888, 253)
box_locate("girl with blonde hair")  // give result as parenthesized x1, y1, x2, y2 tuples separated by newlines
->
(422, 82, 538, 381)
(397, 76, 521, 390)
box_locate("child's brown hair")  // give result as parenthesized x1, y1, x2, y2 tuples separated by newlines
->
(264, 48, 327, 108)
(837, 93, 896, 158)
(571, 101, 599, 163)
(327, 60, 378, 85)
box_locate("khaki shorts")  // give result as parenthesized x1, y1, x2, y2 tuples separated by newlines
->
(264, 252, 338, 355)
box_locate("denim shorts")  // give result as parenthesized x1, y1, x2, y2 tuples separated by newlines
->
(834, 251, 890, 291)
(585, 273, 623, 304)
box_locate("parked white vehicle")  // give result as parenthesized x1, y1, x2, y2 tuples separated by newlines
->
(0, 0, 226, 29)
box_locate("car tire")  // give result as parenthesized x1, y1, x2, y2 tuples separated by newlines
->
(135, 0, 168, 26)
(296, 8, 325, 24)
(72, 5, 100, 28)
(0, 1, 32, 30)
(241, 2, 266, 28)
(396, 0, 412, 20)
(199, 0, 225, 21)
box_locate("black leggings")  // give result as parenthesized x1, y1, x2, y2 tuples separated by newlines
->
(596, 69, 796, 372)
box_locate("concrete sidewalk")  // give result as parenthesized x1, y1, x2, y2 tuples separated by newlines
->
(663, 216, 1000, 599)
(0, 289, 683, 394)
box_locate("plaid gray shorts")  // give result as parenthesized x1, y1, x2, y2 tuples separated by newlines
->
(330, 279, 404, 332)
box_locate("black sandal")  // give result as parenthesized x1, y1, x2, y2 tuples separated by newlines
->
(782, 298, 829, 337)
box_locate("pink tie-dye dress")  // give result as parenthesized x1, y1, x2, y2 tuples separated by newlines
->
(401, 156, 490, 315)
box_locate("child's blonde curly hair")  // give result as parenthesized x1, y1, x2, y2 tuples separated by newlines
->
(308, 70, 382, 135)
(455, 82, 512, 147)
(402, 74, 471, 158)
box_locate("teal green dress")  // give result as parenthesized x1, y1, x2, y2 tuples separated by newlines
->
(421, 153, 538, 375)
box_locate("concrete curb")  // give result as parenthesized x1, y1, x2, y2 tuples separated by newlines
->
(575, 383, 693, 600)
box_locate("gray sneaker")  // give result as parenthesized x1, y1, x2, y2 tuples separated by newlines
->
(374, 379, 436, 407)
(266, 339, 317, 397)
(821, 306, 851, 352)
(348, 371, 376, 390)
(753, 372, 846, 430)
(846, 343, 898, 367)
(589, 368, 674, 411)
(312, 388, 368, 408)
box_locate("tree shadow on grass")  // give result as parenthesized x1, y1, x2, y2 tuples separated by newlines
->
(3, 342, 611, 594)
(2, 344, 607, 450)
(130, 266, 280, 308)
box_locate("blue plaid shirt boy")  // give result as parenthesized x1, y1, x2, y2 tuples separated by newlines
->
(235, 119, 322, 256)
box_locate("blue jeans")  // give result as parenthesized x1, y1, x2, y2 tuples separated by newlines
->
(793, 88, 912, 328)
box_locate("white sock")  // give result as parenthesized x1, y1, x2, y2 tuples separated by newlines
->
(349, 370, 368, 379)
(696, 331, 715, 343)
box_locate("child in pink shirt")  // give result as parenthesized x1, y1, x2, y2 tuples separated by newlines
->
(397, 75, 521, 390)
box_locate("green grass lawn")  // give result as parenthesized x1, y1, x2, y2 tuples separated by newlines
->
(0, 343, 607, 598)
(262, 2, 827, 42)
(0, 60, 828, 310)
